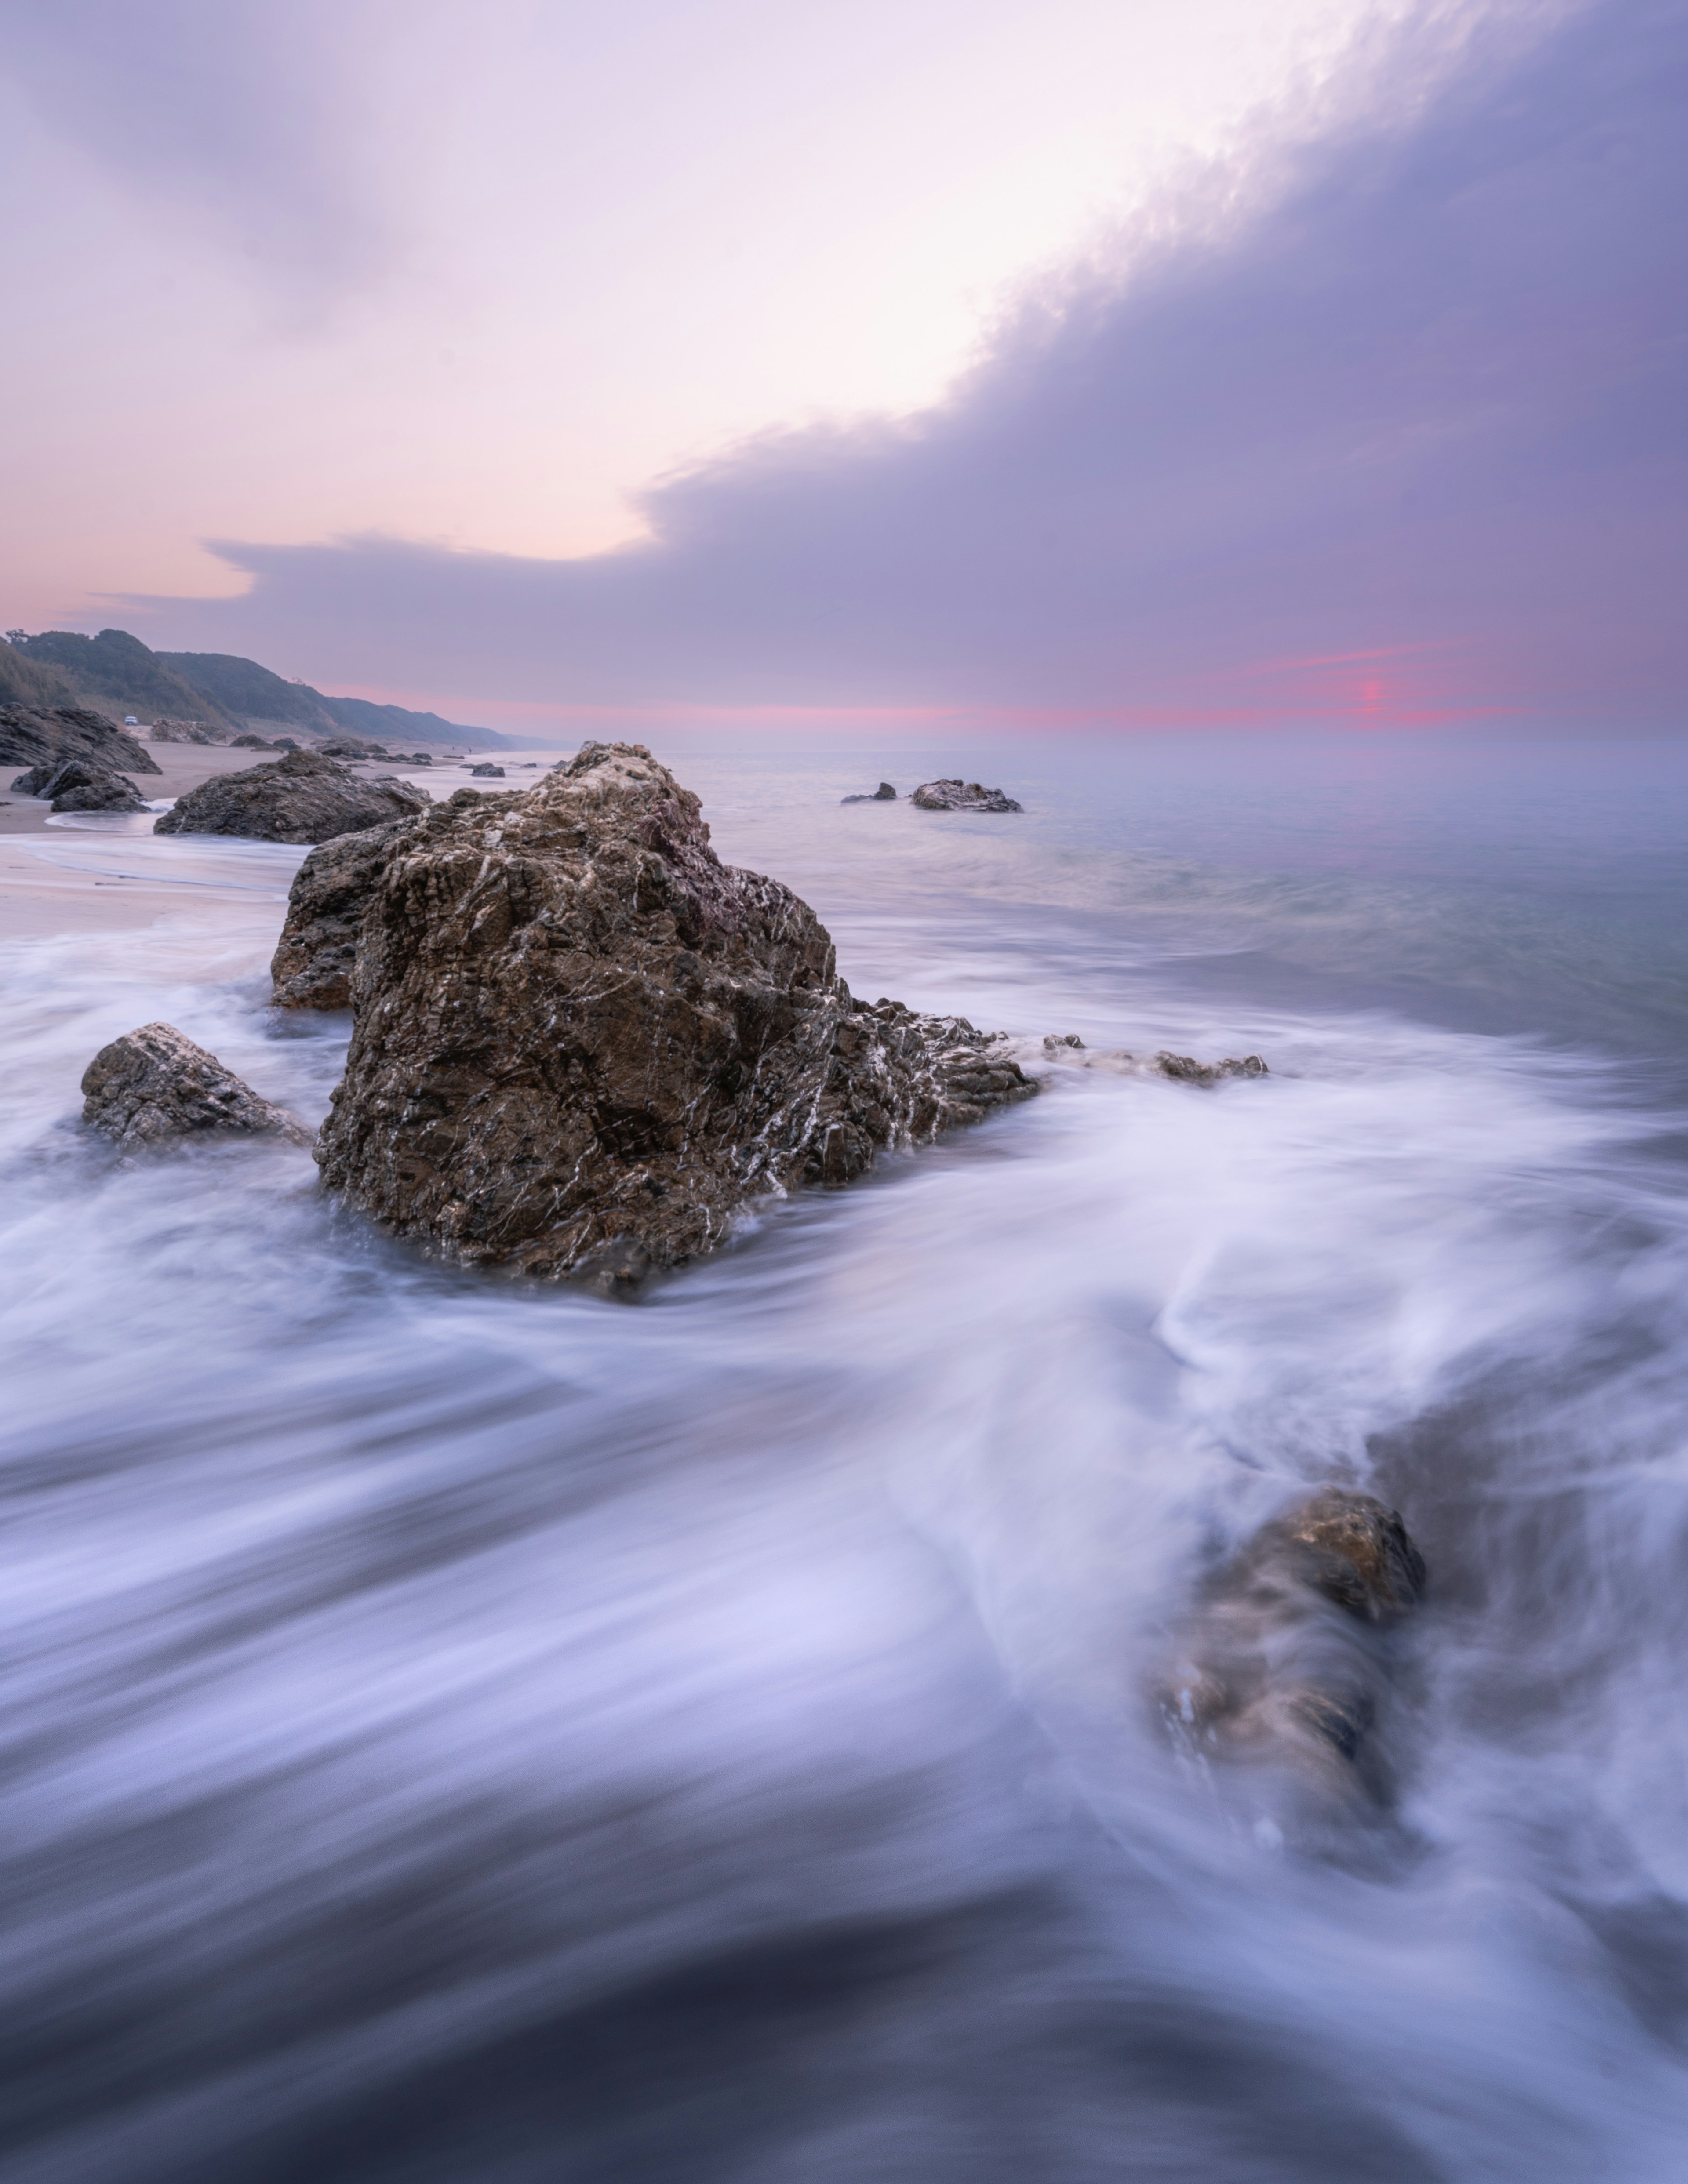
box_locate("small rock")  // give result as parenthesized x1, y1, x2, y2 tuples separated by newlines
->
(842, 781, 898, 803)
(1042, 1033, 1085, 1050)
(228, 733, 274, 750)
(469, 763, 505, 778)
(1154, 1051, 1268, 1087)
(81, 1023, 310, 1151)
(11, 757, 149, 812)
(911, 778, 1023, 813)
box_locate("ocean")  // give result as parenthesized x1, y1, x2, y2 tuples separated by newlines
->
(5, 728, 1688, 2180)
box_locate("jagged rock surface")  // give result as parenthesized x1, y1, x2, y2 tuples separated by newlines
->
(81, 1022, 309, 1151)
(154, 747, 430, 844)
(1, 703, 162, 781)
(270, 820, 409, 1010)
(18, 756, 150, 812)
(311, 743, 1037, 1279)
(911, 778, 1023, 812)
(842, 782, 898, 803)
(1159, 1489, 1427, 1804)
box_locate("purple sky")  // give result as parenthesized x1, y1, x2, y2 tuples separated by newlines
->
(7, 0, 1685, 730)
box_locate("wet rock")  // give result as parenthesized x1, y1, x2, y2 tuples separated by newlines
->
(81, 1022, 310, 1152)
(1159, 1489, 1427, 1804)
(1, 702, 162, 781)
(312, 741, 1037, 1280)
(154, 747, 431, 844)
(469, 762, 506, 778)
(842, 782, 898, 803)
(1153, 1051, 1268, 1087)
(229, 733, 275, 750)
(911, 778, 1023, 813)
(1043, 1032, 1086, 1050)
(270, 820, 409, 1010)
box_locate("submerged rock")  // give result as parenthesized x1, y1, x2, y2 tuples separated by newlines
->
(270, 820, 408, 1010)
(81, 1022, 309, 1152)
(1034, 1040, 1267, 1085)
(154, 747, 431, 844)
(1, 702, 161, 781)
(310, 741, 1037, 1282)
(911, 778, 1023, 813)
(842, 782, 898, 803)
(1159, 1489, 1427, 1805)
(1153, 1051, 1268, 1087)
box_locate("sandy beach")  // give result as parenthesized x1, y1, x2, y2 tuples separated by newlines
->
(0, 746, 475, 941)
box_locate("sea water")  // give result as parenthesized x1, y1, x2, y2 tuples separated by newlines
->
(4, 730, 1688, 2181)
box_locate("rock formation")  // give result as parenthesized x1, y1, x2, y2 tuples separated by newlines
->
(0, 703, 161, 781)
(1159, 1489, 1427, 1804)
(306, 744, 1036, 1283)
(911, 779, 1023, 813)
(270, 821, 408, 1010)
(842, 782, 898, 803)
(17, 756, 150, 812)
(154, 747, 430, 844)
(468, 762, 505, 778)
(81, 1023, 309, 1152)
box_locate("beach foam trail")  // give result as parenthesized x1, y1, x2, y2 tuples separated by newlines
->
(4, 734, 1688, 2180)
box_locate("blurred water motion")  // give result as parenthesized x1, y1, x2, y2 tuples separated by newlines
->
(5, 733, 1688, 2180)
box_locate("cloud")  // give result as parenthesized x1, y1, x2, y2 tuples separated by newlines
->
(131, 0, 1688, 724)
(0, 0, 404, 292)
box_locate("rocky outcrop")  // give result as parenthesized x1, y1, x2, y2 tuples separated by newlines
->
(154, 748, 430, 844)
(842, 782, 898, 803)
(911, 779, 1022, 813)
(309, 743, 1036, 1282)
(269, 820, 408, 1010)
(1159, 1489, 1426, 1804)
(81, 1023, 309, 1152)
(0, 703, 161, 781)
(468, 762, 505, 778)
(229, 733, 276, 750)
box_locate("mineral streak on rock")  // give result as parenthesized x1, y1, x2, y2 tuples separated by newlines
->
(154, 747, 431, 844)
(270, 821, 410, 1010)
(81, 1022, 310, 1152)
(841, 782, 898, 802)
(911, 778, 1023, 813)
(0, 702, 162, 780)
(1159, 1489, 1427, 1802)
(310, 742, 1037, 1280)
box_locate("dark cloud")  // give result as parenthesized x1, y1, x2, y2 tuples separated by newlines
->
(136, 0, 1688, 723)
(0, 0, 392, 288)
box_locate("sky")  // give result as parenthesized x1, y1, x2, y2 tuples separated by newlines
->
(3, 0, 1683, 731)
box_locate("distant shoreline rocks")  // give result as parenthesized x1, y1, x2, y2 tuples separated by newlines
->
(841, 782, 898, 803)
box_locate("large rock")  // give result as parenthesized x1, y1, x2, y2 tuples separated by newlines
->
(270, 821, 408, 1010)
(310, 744, 1037, 1280)
(1159, 1489, 1426, 1806)
(911, 778, 1022, 813)
(81, 1023, 309, 1151)
(0, 702, 162, 781)
(154, 747, 430, 844)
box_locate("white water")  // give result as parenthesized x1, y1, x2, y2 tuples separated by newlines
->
(6, 734, 1688, 2181)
